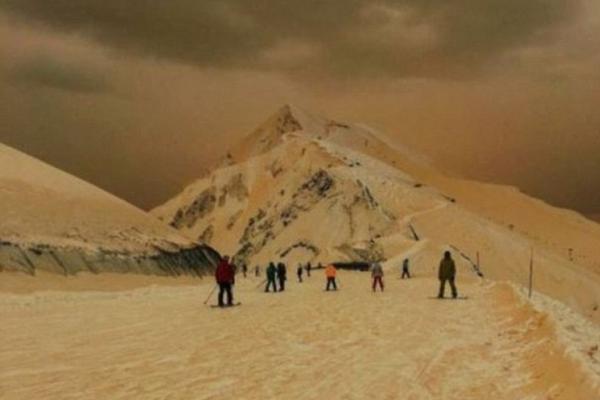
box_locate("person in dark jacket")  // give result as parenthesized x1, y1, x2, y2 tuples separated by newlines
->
(215, 255, 236, 307)
(306, 262, 312, 277)
(438, 251, 457, 298)
(277, 262, 287, 291)
(401, 258, 411, 279)
(265, 263, 277, 292)
(255, 265, 260, 277)
(242, 263, 248, 278)
(297, 264, 304, 282)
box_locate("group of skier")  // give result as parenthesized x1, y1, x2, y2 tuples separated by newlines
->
(264, 261, 321, 292)
(369, 257, 412, 292)
(367, 251, 457, 298)
(213, 251, 459, 307)
(264, 262, 288, 292)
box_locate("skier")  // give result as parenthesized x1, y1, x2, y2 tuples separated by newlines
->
(402, 258, 411, 279)
(215, 255, 235, 307)
(297, 264, 303, 282)
(371, 262, 384, 292)
(277, 262, 287, 291)
(306, 262, 312, 277)
(242, 263, 248, 278)
(265, 262, 277, 292)
(438, 251, 458, 299)
(325, 264, 338, 291)
(255, 265, 260, 277)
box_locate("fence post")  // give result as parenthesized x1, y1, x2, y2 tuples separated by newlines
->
(528, 248, 534, 299)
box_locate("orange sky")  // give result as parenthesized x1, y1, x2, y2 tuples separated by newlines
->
(1, 1, 599, 214)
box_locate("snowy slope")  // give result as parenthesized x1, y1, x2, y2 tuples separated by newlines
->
(2, 274, 599, 399)
(153, 106, 600, 323)
(0, 143, 219, 276)
(154, 134, 443, 266)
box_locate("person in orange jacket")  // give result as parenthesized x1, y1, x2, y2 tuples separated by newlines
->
(325, 264, 338, 291)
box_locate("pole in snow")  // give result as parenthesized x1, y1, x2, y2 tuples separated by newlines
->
(203, 284, 218, 305)
(255, 278, 268, 289)
(528, 248, 534, 299)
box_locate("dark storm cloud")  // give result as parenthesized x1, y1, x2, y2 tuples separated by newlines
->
(0, 0, 580, 79)
(1, 1, 599, 217)
(9, 54, 111, 93)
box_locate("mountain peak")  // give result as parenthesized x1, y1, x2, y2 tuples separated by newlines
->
(276, 103, 298, 116)
(222, 104, 347, 164)
(266, 104, 344, 136)
(269, 104, 304, 135)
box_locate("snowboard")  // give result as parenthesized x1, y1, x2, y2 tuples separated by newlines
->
(210, 302, 242, 308)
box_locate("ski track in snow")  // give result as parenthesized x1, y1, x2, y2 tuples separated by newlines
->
(1, 273, 597, 400)
(399, 201, 449, 226)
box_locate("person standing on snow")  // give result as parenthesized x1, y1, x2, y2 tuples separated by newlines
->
(297, 264, 303, 282)
(242, 263, 248, 278)
(306, 262, 312, 277)
(438, 251, 458, 299)
(401, 258, 411, 279)
(265, 262, 277, 292)
(371, 262, 384, 292)
(277, 262, 287, 291)
(215, 255, 236, 307)
(325, 264, 338, 291)
(255, 265, 260, 277)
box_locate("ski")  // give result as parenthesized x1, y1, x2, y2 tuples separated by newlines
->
(210, 302, 242, 308)
(428, 296, 469, 300)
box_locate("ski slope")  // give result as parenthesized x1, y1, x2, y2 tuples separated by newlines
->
(1, 272, 598, 399)
(153, 105, 600, 323)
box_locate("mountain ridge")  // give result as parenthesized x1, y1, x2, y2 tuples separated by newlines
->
(0, 142, 219, 276)
(154, 105, 600, 323)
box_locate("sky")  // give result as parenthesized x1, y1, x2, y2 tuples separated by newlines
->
(0, 1, 599, 215)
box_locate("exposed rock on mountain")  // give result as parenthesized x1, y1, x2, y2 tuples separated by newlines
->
(154, 105, 600, 323)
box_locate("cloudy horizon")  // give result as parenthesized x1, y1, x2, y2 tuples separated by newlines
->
(1, 1, 599, 215)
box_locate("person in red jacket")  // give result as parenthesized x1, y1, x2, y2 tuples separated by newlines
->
(215, 255, 236, 307)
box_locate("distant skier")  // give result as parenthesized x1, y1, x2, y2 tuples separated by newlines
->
(242, 263, 248, 278)
(277, 262, 287, 291)
(297, 264, 303, 282)
(265, 262, 277, 292)
(215, 255, 235, 307)
(371, 262, 384, 292)
(306, 262, 312, 277)
(438, 251, 458, 299)
(325, 264, 338, 291)
(255, 265, 260, 277)
(402, 258, 411, 279)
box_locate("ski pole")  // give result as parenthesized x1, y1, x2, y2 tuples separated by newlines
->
(203, 284, 218, 305)
(255, 278, 268, 289)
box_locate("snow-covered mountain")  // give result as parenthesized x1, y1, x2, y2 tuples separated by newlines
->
(0, 143, 219, 276)
(153, 105, 600, 322)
